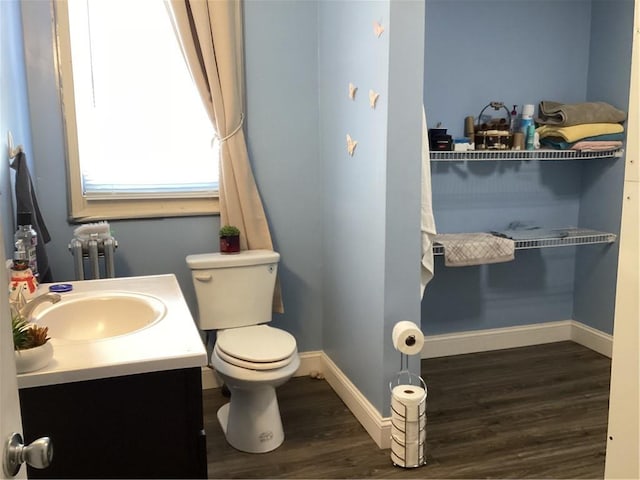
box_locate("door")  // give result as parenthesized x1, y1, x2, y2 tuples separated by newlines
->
(0, 215, 27, 479)
(604, 0, 640, 476)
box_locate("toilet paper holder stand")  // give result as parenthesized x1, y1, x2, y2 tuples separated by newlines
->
(389, 352, 427, 398)
(389, 354, 427, 468)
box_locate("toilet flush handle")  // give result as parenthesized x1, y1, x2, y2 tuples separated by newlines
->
(194, 274, 212, 282)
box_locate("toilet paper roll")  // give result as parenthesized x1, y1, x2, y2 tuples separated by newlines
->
(392, 412, 426, 432)
(391, 386, 426, 421)
(392, 421, 426, 444)
(391, 384, 426, 419)
(392, 321, 424, 355)
(391, 435, 425, 468)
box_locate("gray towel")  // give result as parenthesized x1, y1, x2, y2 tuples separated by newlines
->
(434, 233, 515, 267)
(10, 151, 52, 282)
(536, 101, 626, 127)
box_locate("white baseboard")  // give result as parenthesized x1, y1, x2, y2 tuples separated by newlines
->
(201, 321, 612, 452)
(201, 365, 220, 390)
(320, 352, 392, 449)
(570, 321, 613, 358)
(420, 320, 612, 359)
(420, 320, 574, 358)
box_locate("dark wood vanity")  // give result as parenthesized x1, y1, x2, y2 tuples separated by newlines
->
(19, 367, 207, 479)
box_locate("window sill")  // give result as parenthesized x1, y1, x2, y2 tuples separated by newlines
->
(69, 196, 220, 222)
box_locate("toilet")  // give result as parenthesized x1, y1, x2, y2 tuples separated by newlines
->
(186, 249, 299, 453)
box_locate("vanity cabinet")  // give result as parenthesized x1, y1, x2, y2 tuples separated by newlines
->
(19, 367, 207, 479)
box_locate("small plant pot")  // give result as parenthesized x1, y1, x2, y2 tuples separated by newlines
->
(15, 342, 53, 374)
(220, 235, 240, 254)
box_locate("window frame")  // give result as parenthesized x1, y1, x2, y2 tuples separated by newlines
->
(53, 0, 220, 222)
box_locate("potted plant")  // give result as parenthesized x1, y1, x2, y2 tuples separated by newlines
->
(219, 225, 241, 254)
(12, 312, 53, 374)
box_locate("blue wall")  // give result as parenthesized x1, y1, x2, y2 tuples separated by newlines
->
(423, 0, 592, 138)
(18, 0, 325, 351)
(0, 0, 33, 256)
(319, 0, 424, 414)
(244, 0, 324, 351)
(421, 0, 631, 336)
(319, 0, 389, 411)
(574, 0, 634, 333)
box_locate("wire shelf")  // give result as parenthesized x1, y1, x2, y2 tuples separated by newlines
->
(432, 228, 617, 256)
(430, 148, 622, 162)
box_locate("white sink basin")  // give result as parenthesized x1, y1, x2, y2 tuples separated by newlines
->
(31, 291, 167, 341)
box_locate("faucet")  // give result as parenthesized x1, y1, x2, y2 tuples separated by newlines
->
(18, 293, 62, 320)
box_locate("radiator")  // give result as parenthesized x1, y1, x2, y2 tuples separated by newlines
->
(68, 223, 118, 280)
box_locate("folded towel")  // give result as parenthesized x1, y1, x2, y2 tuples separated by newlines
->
(540, 132, 625, 150)
(493, 225, 569, 241)
(537, 123, 624, 143)
(570, 140, 623, 151)
(536, 101, 627, 127)
(434, 233, 515, 267)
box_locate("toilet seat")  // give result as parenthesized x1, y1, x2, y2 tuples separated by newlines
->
(216, 325, 297, 371)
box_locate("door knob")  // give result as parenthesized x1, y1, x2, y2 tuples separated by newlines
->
(3, 432, 53, 477)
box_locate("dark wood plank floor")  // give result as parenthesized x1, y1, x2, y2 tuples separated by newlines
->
(203, 341, 611, 479)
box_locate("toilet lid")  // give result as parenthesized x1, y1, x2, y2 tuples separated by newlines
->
(216, 325, 297, 368)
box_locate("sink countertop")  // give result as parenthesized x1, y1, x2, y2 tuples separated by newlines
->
(17, 274, 207, 389)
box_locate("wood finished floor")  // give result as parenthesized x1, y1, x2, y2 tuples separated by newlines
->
(203, 341, 611, 479)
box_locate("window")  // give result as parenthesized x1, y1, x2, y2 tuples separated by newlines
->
(55, 0, 219, 221)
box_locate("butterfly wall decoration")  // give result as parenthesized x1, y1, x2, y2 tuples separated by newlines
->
(369, 90, 380, 109)
(349, 83, 358, 100)
(373, 21, 384, 38)
(346, 134, 358, 156)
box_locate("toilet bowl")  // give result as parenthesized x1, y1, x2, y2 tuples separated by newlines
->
(186, 250, 299, 453)
(212, 324, 300, 453)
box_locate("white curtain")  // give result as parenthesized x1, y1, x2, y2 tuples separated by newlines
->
(167, 0, 283, 312)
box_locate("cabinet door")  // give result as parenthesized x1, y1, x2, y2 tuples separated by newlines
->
(20, 368, 207, 479)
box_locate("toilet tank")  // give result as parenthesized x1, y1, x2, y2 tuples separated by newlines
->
(186, 250, 280, 330)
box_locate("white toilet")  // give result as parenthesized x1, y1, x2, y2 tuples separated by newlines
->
(186, 249, 299, 453)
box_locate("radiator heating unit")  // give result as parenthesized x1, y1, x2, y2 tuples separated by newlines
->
(68, 222, 118, 280)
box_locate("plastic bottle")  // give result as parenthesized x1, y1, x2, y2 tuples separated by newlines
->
(14, 212, 39, 280)
(510, 104, 519, 133)
(525, 124, 536, 150)
(519, 104, 534, 134)
(518, 104, 535, 151)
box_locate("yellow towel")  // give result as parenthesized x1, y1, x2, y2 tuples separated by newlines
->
(536, 123, 624, 143)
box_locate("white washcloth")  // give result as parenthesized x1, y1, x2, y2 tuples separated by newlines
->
(434, 233, 515, 267)
(420, 106, 437, 297)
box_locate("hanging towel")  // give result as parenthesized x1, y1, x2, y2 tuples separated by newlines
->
(536, 123, 624, 143)
(420, 106, 437, 298)
(536, 101, 627, 127)
(10, 151, 52, 282)
(434, 233, 514, 267)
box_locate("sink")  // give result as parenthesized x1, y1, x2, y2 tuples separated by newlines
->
(31, 291, 167, 341)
